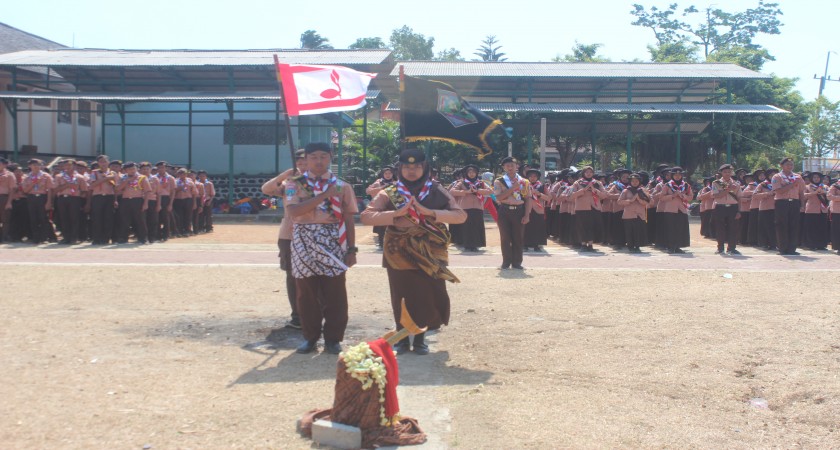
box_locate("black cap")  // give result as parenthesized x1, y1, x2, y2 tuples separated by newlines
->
(765, 167, 779, 175)
(735, 168, 747, 174)
(463, 164, 479, 173)
(500, 156, 518, 166)
(294, 149, 305, 159)
(27, 158, 43, 166)
(398, 147, 426, 164)
(670, 166, 684, 174)
(110, 160, 123, 166)
(525, 168, 541, 178)
(154, 160, 168, 167)
(197, 170, 207, 175)
(654, 163, 670, 173)
(751, 169, 765, 178)
(628, 173, 642, 180)
(613, 168, 631, 176)
(809, 171, 823, 178)
(718, 164, 733, 172)
(122, 161, 136, 169)
(304, 142, 332, 154)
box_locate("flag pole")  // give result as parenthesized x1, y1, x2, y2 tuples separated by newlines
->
(274, 54, 298, 173)
(399, 64, 406, 151)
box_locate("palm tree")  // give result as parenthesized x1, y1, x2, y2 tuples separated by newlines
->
(473, 35, 507, 62)
(300, 30, 333, 49)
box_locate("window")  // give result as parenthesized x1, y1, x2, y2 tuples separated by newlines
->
(223, 119, 286, 145)
(78, 100, 91, 127)
(34, 98, 51, 107)
(57, 99, 72, 124)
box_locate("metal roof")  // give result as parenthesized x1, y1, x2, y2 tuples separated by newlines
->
(385, 102, 788, 114)
(0, 89, 381, 101)
(0, 22, 65, 54)
(0, 48, 393, 67)
(391, 61, 769, 79)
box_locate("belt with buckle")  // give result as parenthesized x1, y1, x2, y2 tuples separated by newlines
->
(28, 194, 45, 197)
(785, 199, 796, 202)
(503, 204, 523, 209)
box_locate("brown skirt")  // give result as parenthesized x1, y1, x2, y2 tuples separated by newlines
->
(387, 268, 450, 331)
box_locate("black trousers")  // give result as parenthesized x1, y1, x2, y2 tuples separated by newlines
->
(26, 194, 50, 243)
(145, 200, 159, 242)
(700, 210, 712, 238)
(747, 209, 761, 245)
(623, 217, 647, 249)
(56, 195, 82, 243)
(497, 204, 525, 267)
(90, 194, 115, 244)
(831, 213, 840, 250)
(173, 198, 192, 236)
(278, 238, 299, 321)
(774, 199, 801, 253)
(714, 204, 739, 251)
(0, 194, 9, 242)
(118, 197, 147, 243)
(758, 210, 776, 248)
(157, 196, 171, 240)
(295, 273, 348, 343)
(10, 198, 30, 241)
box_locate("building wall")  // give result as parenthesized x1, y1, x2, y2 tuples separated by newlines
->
(102, 101, 334, 175)
(0, 72, 100, 160)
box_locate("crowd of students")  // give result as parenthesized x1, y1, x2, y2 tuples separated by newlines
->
(0, 156, 214, 245)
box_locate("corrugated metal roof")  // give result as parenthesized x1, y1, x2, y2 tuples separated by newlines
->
(0, 89, 381, 101)
(0, 48, 393, 67)
(391, 61, 769, 79)
(386, 102, 788, 114)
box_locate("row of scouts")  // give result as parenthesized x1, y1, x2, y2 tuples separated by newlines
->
(263, 144, 465, 356)
(697, 160, 839, 255)
(0, 156, 214, 245)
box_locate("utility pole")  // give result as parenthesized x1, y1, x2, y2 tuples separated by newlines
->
(814, 51, 839, 98)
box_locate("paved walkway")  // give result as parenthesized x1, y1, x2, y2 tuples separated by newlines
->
(2, 241, 838, 271)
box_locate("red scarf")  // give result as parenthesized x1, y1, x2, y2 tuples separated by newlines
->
(395, 179, 434, 227)
(303, 171, 346, 250)
(668, 180, 689, 210)
(578, 178, 600, 204)
(463, 178, 486, 203)
(367, 338, 399, 418)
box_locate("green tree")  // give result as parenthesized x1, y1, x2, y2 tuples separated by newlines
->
(389, 26, 435, 60)
(630, 1, 783, 67)
(299, 30, 333, 49)
(647, 39, 699, 62)
(435, 48, 465, 61)
(342, 119, 402, 183)
(473, 35, 507, 62)
(802, 96, 840, 158)
(553, 41, 610, 62)
(348, 37, 385, 49)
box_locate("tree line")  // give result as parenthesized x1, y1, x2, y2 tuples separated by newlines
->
(300, 2, 838, 180)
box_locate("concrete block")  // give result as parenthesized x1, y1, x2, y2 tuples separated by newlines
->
(311, 419, 362, 449)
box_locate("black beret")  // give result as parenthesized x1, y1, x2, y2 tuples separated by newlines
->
(398, 147, 426, 164)
(122, 162, 136, 169)
(500, 156, 518, 166)
(304, 142, 332, 154)
(670, 166, 685, 173)
(463, 164, 480, 173)
(525, 168, 541, 177)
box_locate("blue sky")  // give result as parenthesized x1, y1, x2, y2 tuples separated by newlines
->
(5, 0, 838, 101)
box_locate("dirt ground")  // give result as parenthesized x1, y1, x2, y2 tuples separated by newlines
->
(1, 222, 838, 449)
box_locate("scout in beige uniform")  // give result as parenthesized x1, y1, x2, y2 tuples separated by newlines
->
(365, 166, 396, 247)
(771, 158, 806, 255)
(802, 172, 830, 250)
(89, 155, 118, 245)
(197, 170, 215, 233)
(754, 168, 778, 250)
(154, 162, 175, 241)
(827, 178, 840, 254)
(139, 162, 160, 243)
(285, 142, 358, 355)
(746, 169, 765, 246)
(20, 159, 54, 244)
(172, 169, 197, 237)
(261, 149, 306, 330)
(493, 156, 531, 269)
(617, 173, 651, 253)
(711, 164, 742, 255)
(54, 159, 89, 244)
(0, 157, 15, 242)
(450, 164, 493, 252)
(568, 166, 608, 253)
(115, 162, 152, 244)
(657, 166, 692, 254)
(523, 168, 550, 251)
(361, 148, 466, 354)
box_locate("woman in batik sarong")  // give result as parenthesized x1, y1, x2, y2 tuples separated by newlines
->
(361, 148, 466, 355)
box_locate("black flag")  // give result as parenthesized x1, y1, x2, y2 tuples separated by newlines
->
(401, 75, 502, 159)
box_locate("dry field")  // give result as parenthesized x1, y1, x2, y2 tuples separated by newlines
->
(0, 222, 838, 449)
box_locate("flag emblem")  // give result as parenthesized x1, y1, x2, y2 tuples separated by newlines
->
(437, 89, 478, 127)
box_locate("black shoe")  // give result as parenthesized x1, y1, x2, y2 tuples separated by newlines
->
(295, 339, 317, 354)
(512, 265, 524, 270)
(788, 251, 800, 256)
(412, 333, 429, 355)
(285, 318, 302, 329)
(715, 248, 725, 255)
(393, 339, 410, 355)
(727, 249, 741, 256)
(324, 341, 342, 355)
(500, 264, 510, 270)
(674, 248, 686, 254)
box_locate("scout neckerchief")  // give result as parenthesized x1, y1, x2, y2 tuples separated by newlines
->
(61, 171, 78, 195)
(811, 183, 829, 212)
(502, 173, 526, 202)
(29, 171, 43, 192)
(463, 177, 486, 204)
(176, 177, 189, 193)
(780, 172, 799, 185)
(612, 180, 627, 191)
(122, 174, 145, 191)
(157, 173, 169, 190)
(578, 177, 600, 205)
(395, 179, 434, 228)
(668, 179, 690, 210)
(303, 171, 346, 250)
(530, 180, 542, 200)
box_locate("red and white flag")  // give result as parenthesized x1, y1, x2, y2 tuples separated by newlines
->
(275, 59, 376, 116)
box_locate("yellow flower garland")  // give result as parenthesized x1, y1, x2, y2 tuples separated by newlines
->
(340, 342, 396, 426)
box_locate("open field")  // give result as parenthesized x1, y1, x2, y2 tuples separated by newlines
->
(1, 223, 838, 449)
